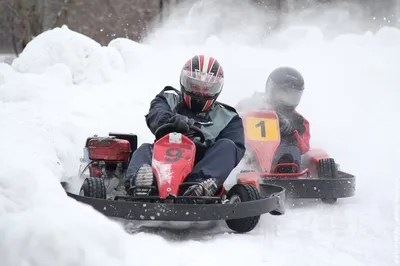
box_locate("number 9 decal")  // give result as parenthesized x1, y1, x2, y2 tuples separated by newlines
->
(165, 148, 183, 162)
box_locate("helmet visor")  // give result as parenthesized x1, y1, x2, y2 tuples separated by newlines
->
(181, 70, 224, 98)
(266, 80, 303, 108)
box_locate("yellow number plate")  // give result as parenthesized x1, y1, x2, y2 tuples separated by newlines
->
(245, 117, 279, 141)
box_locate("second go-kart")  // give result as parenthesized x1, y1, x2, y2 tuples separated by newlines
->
(62, 123, 286, 233)
(237, 110, 356, 204)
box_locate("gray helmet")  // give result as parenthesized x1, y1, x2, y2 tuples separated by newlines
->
(265, 66, 305, 111)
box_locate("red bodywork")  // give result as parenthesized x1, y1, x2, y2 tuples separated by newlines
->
(243, 111, 281, 173)
(88, 137, 131, 162)
(302, 148, 330, 177)
(237, 110, 330, 187)
(152, 133, 196, 199)
(85, 132, 227, 198)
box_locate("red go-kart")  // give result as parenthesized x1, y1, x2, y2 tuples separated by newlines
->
(236, 110, 356, 204)
(62, 123, 286, 233)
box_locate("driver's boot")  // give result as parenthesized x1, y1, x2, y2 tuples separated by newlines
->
(182, 177, 218, 204)
(130, 164, 154, 196)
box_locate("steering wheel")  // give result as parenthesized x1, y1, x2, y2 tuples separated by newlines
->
(154, 123, 206, 143)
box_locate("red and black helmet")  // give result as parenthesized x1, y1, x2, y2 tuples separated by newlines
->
(180, 55, 224, 113)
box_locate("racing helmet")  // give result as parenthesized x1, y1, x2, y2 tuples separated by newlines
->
(265, 66, 305, 111)
(180, 55, 224, 113)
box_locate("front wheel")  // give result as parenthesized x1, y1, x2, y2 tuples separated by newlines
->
(318, 158, 338, 204)
(225, 184, 261, 233)
(80, 177, 106, 199)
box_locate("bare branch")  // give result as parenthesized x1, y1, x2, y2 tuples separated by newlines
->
(53, 0, 72, 28)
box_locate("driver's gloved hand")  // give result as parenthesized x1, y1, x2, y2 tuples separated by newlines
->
(167, 114, 195, 133)
(277, 113, 293, 136)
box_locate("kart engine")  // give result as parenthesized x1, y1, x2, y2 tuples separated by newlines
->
(84, 136, 131, 182)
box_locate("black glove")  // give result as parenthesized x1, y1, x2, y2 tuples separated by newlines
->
(167, 114, 195, 133)
(277, 113, 293, 136)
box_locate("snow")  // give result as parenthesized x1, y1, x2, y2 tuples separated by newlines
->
(153, 159, 173, 186)
(0, 54, 15, 64)
(12, 26, 125, 85)
(0, 2, 399, 266)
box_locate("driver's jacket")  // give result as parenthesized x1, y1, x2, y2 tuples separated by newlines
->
(236, 92, 310, 154)
(145, 86, 246, 159)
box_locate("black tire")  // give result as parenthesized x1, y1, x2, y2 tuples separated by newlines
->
(318, 158, 338, 203)
(225, 184, 261, 233)
(80, 177, 107, 199)
(318, 158, 338, 178)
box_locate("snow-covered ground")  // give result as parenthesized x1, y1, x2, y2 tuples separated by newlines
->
(0, 2, 399, 266)
(0, 54, 15, 64)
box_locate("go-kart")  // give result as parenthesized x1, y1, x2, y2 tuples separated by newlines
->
(237, 110, 356, 203)
(61, 123, 286, 233)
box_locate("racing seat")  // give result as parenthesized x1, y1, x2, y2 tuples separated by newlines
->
(271, 145, 301, 173)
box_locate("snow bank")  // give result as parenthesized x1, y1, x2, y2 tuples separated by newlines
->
(0, 54, 15, 65)
(1, 5, 400, 266)
(108, 38, 150, 72)
(11, 26, 125, 85)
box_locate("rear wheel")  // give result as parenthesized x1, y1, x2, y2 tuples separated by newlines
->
(80, 177, 106, 199)
(225, 184, 261, 233)
(318, 158, 338, 204)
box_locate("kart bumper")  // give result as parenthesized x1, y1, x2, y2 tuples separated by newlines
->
(260, 171, 356, 199)
(65, 184, 285, 221)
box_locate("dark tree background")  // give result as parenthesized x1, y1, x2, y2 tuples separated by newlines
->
(0, 0, 398, 55)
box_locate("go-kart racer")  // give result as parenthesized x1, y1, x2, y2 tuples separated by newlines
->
(236, 66, 310, 154)
(124, 55, 246, 201)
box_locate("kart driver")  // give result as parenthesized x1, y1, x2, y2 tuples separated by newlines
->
(236, 66, 310, 154)
(124, 55, 246, 202)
